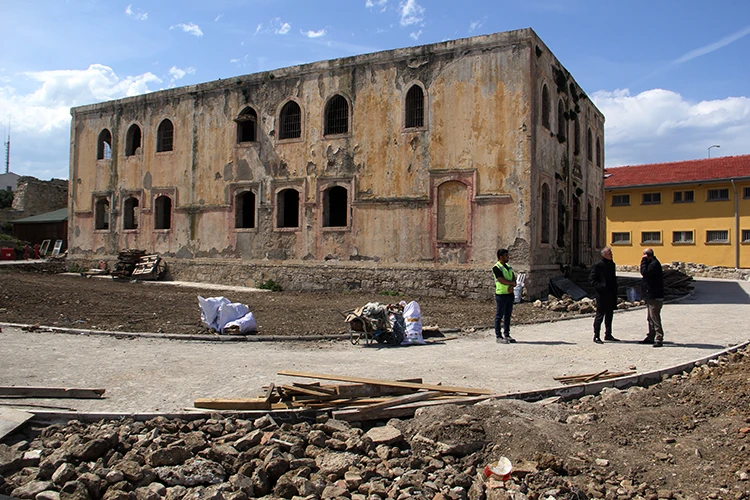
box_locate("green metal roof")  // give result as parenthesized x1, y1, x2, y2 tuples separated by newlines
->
(10, 208, 68, 224)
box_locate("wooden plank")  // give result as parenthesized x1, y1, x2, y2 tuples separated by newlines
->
(278, 371, 491, 395)
(0, 387, 105, 399)
(280, 384, 333, 398)
(293, 382, 337, 395)
(582, 369, 609, 382)
(0, 408, 33, 440)
(332, 394, 492, 422)
(194, 398, 271, 410)
(357, 391, 440, 411)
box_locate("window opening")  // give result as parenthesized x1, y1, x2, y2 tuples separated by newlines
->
(437, 181, 468, 242)
(641, 231, 661, 244)
(557, 101, 565, 141)
(744, 187, 750, 199)
(154, 195, 172, 230)
(235, 191, 256, 229)
(587, 203, 593, 249)
(673, 190, 694, 203)
(596, 137, 602, 167)
(612, 194, 630, 206)
(541, 85, 550, 129)
(673, 231, 693, 243)
(541, 183, 550, 244)
(236, 107, 257, 143)
(557, 190, 566, 247)
(742, 229, 750, 243)
(323, 186, 348, 227)
(156, 119, 174, 152)
(574, 117, 581, 155)
(707, 188, 729, 201)
(706, 230, 729, 243)
(94, 198, 110, 230)
(611, 232, 630, 244)
(586, 128, 593, 161)
(276, 188, 299, 228)
(125, 124, 142, 156)
(596, 207, 602, 248)
(642, 192, 661, 205)
(405, 85, 425, 128)
(279, 101, 301, 140)
(123, 197, 139, 230)
(324, 95, 349, 135)
(97, 129, 112, 160)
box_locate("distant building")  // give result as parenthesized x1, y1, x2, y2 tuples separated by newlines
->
(0, 171, 20, 192)
(68, 28, 606, 298)
(11, 208, 68, 252)
(605, 155, 750, 268)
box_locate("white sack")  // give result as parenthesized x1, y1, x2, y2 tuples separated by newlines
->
(198, 296, 231, 330)
(401, 300, 426, 345)
(217, 302, 250, 331)
(223, 312, 257, 334)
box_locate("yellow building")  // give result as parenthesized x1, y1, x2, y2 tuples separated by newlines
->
(605, 155, 750, 268)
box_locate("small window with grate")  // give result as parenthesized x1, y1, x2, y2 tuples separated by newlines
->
(405, 85, 425, 129)
(707, 188, 729, 201)
(743, 229, 750, 243)
(744, 187, 750, 199)
(706, 230, 729, 243)
(673, 190, 694, 203)
(672, 231, 693, 244)
(642, 192, 661, 205)
(641, 231, 661, 244)
(611, 232, 630, 245)
(612, 194, 630, 206)
(324, 95, 349, 136)
(236, 107, 257, 143)
(279, 101, 302, 140)
(156, 119, 174, 152)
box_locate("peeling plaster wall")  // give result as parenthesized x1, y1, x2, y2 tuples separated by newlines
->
(68, 28, 604, 298)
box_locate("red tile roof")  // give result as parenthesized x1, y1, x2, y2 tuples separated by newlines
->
(604, 154, 750, 189)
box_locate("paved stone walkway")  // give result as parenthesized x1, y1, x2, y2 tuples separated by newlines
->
(1, 277, 748, 414)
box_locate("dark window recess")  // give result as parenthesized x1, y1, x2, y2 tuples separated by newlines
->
(557, 190, 566, 247)
(154, 196, 172, 230)
(156, 120, 174, 152)
(541, 183, 550, 244)
(596, 207, 602, 247)
(706, 230, 729, 243)
(94, 198, 109, 230)
(125, 124, 142, 156)
(744, 187, 750, 199)
(707, 188, 729, 201)
(672, 231, 693, 243)
(596, 137, 602, 167)
(279, 101, 302, 140)
(323, 186, 348, 227)
(277, 189, 299, 228)
(235, 191, 256, 229)
(324, 95, 349, 135)
(123, 197, 139, 230)
(236, 108, 257, 143)
(742, 229, 750, 243)
(405, 85, 424, 128)
(574, 117, 581, 155)
(612, 232, 630, 244)
(641, 231, 661, 244)
(586, 129, 593, 161)
(97, 129, 112, 160)
(673, 190, 694, 203)
(642, 192, 661, 204)
(557, 101, 565, 140)
(587, 203, 593, 249)
(612, 194, 630, 206)
(541, 85, 550, 129)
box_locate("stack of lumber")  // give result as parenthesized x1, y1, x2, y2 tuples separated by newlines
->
(194, 370, 493, 422)
(112, 249, 147, 279)
(553, 369, 635, 385)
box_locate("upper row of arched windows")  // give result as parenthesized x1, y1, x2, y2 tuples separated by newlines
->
(95, 85, 427, 160)
(540, 84, 602, 167)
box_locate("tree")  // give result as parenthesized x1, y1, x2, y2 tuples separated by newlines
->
(0, 190, 13, 209)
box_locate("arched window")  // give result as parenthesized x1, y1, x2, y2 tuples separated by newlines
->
(323, 186, 348, 227)
(596, 137, 602, 167)
(437, 181, 468, 242)
(97, 129, 112, 160)
(279, 101, 302, 140)
(123, 196, 139, 230)
(324, 95, 349, 136)
(125, 124, 142, 156)
(405, 84, 425, 129)
(236, 107, 257, 143)
(557, 101, 565, 141)
(557, 190, 566, 247)
(156, 119, 174, 152)
(587, 128, 593, 162)
(574, 116, 581, 155)
(235, 191, 256, 229)
(541, 183, 550, 244)
(587, 202, 593, 249)
(94, 197, 110, 230)
(154, 195, 172, 230)
(276, 188, 299, 228)
(541, 85, 550, 129)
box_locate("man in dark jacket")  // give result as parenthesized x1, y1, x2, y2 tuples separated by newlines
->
(640, 248, 665, 347)
(589, 246, 619, 344)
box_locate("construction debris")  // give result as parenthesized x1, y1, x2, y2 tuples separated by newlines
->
(0, 386, 106, 399)
(112, 250, 167, 280)
(194, 371, 493, 422)
(553, 370, 636, 385)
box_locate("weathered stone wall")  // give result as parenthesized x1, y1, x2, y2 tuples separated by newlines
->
(11, 177, 68, 215)
(617, 262, 750, 281)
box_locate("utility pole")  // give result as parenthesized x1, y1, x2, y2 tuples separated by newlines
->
(3, 120, 9, 174)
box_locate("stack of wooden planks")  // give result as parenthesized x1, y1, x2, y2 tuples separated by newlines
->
(553, 369, 636, 385)
(194, 370, 493, 422)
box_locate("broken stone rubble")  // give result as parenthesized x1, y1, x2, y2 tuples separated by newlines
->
(534, 293, 646, 315)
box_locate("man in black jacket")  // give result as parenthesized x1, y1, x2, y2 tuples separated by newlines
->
(640, 248, 665, 347)
(589, 246, 619, 344)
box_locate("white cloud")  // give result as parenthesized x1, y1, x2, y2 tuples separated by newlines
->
(399, 0, 424, 27)
(366, 0, 388, 11)
(592, 88, 750, 166)
(276, 22, 291, 35)
(171, 23, 203, 37)
(125, 4, 148, 21)
(469, 18, 485, 33)
(672, 25, 750, 65)
(168, 66, 195, 82)
(409, 30, 422, 40)
(255, 18, 291, 36)
(303, 29, 327, 39)
(214, 14, 223, 22)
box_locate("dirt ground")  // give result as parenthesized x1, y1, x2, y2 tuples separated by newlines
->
(0, 267, 564, 335)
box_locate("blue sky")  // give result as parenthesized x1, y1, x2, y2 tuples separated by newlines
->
(1, 0, 749, 180)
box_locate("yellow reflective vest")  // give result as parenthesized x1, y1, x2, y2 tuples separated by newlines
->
(493, 262, 515, 295)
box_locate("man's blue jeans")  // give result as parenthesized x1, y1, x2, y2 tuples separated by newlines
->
(495, 293, 514, 338)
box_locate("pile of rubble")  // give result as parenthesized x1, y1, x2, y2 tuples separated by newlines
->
(533, 294, 645, 315)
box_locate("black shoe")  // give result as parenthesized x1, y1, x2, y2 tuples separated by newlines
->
(604, 335, 620, 342)
(593, 337, 603, 344)
(496, 337, 510, 344)
(640, 337, 655, 344)
(653, 341, 663, 348)
(504, 336, 517, 343)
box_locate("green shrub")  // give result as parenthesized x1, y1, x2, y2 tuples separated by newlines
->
(257, 279, 282, 292)
(379, 290, 401, 297)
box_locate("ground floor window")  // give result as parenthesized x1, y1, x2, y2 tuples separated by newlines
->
(123, 197, 139, 230)
(641, 231, 661, 244)
(277, 188, 300, 228)
(155, 195, 172, 230)
(706, 230, 729, 243)
(611, 232, 630, 245)
(235, 191, 256, 229)
(672, 231, 693, 244)
(322, 186, 348, 227)
(94, 197, 110, 230)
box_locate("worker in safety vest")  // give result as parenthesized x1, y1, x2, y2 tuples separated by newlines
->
(493, 248, 517, 344)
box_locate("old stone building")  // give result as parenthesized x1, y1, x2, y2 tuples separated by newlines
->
(68, 28, 605, 298)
